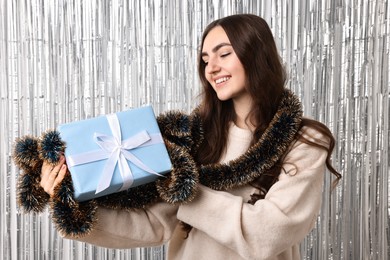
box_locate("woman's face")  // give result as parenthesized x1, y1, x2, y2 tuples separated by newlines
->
(201, 26, 249, 103)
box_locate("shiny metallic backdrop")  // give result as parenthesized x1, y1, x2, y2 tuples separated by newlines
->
(0, 0, 389, 259)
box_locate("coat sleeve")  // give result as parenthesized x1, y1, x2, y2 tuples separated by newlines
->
(177, 129, 328, 259)
(64, 202, 179, 249)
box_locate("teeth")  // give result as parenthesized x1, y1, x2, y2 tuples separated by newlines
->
(215, 77, 230, 84)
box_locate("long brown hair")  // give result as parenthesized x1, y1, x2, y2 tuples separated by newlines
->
(181, 14, 341, 235)
(196, 14, 341, 196)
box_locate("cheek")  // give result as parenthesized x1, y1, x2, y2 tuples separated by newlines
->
(235, 65, 246, 82)
(205, 72, 213, 84)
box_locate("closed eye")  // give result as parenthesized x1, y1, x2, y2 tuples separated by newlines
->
(201, 54, 209, 65)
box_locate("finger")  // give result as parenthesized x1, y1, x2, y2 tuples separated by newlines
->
(40, 161, 55, 191)
(40, 156, 66, 195)
(52, 164, 67, 190)
(41, 160, 52, 172)
(48, 156, 66, 181)
(42, 156, 65, 178)
(52, 156, 66, 172)
(41, 161, 53, 180)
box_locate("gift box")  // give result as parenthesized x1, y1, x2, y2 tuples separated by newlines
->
(58, 106, 172, 201)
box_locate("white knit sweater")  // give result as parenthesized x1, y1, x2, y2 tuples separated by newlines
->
(66, 124, 327, 260)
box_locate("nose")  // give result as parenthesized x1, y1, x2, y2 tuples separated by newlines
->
(205, 57, 220, 75)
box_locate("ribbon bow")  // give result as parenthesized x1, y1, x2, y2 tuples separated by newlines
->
(67, 113, 164, 194)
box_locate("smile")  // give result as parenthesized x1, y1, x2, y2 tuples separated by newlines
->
(215, 77, 231, 84)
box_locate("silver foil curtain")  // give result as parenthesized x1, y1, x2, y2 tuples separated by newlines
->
(1, 0, 389, 259)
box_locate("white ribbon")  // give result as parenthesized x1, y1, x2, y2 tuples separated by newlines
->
(67, 113, 165, 194)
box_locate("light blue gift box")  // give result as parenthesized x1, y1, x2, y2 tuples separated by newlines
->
(58, 106, 172, 202)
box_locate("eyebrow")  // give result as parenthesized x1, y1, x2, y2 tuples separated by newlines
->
(201, 42, 232, 57)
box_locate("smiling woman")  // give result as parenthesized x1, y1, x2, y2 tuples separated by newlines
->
(4, 1, 389, 259)
(34, 14, 340, 260)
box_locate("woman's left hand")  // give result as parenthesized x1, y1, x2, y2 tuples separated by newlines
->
(40, 155, 67, 197)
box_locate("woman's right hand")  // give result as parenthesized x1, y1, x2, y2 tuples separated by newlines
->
(40, 155, 67, 196)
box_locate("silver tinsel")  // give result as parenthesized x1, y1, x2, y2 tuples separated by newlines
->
(0, 0, 389, 259)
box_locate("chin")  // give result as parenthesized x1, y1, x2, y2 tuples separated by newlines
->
(216, 96, 231, 101)
(215, 92, 232, 101)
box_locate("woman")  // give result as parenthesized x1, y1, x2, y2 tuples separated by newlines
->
(39, 14, 341, 260)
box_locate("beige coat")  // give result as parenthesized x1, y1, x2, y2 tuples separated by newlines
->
(66, 125, 327, 260)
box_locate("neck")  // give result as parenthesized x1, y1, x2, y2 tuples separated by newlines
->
(233, 96, 255, 131)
